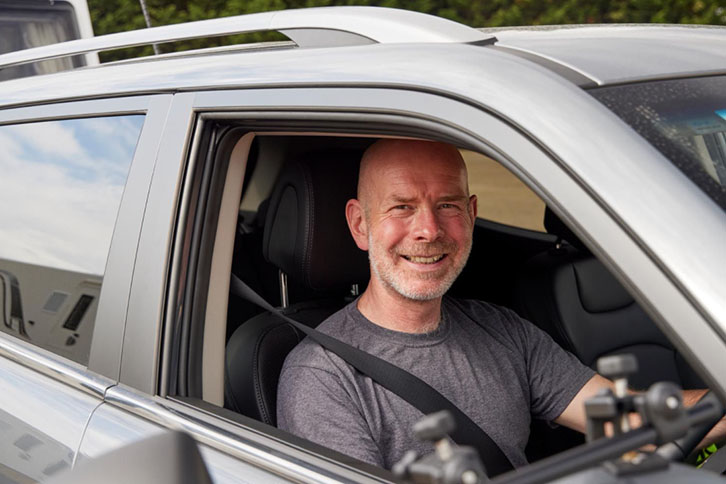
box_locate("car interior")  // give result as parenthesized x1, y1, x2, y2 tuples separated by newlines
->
(173, 126, 709, 468)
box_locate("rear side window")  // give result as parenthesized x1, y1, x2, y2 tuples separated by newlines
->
(0, 115, 144, 364)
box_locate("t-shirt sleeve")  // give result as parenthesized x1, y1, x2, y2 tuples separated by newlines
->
(505, 309, 595, 422)
(277, 362, 384, 467)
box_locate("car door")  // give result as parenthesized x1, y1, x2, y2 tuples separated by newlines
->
(0, 95, 169, 482)
(70, 83, 725, 483)
(73, 93, 320, 484)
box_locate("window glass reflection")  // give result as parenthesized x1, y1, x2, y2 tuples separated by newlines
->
(0, 115, 144, 364)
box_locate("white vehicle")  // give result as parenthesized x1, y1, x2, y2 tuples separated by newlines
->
(0, 0, 96, 80)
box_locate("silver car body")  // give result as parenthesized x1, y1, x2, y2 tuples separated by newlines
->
(0, 7, 724, 483)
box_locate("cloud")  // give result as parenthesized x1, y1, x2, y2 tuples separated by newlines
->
(11, 121, 85, 159)
(0, 116, 144, 275)
(0, 130, 23, 159)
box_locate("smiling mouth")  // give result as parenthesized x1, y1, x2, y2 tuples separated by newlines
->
(402, 254, 447, 264)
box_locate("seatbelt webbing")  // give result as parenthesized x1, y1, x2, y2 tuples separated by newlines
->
(230, 275, 514, 476)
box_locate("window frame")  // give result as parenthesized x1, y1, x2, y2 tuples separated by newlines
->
(110, 86, 726, 478)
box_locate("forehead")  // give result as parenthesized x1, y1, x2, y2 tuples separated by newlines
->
(372, 151, 469, 200)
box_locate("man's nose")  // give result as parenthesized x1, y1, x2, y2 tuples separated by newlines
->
(412, 207, 443, 241)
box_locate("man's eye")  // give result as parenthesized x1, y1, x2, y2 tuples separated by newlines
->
(393, 205, 411, 210)
(439, 203, 459, 210)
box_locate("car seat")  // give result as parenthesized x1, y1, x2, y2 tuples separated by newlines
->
(514, 207, 703, 390)
(224, 150, 370, 424)
(514, 207, 704, 460)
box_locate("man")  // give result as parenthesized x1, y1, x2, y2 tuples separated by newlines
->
(277, 139, 722, 470)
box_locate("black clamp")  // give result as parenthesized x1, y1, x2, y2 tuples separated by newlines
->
(584, 355, 691, 477)
(393, 411, 488, 484)
(585, 354, 639, 442)
(636, 382, 689, 444)
(585, 355, 689, 446)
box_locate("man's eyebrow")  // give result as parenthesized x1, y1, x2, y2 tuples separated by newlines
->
(386, 195, 417, 204)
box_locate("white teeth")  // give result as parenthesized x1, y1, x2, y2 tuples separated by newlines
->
(407, 255, 444, 264)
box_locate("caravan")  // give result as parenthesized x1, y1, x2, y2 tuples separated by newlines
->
(0, 0, 96, 80)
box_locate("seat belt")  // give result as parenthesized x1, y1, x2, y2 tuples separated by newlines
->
(230, 274, 515, 476)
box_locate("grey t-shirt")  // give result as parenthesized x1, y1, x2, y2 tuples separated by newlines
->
(277, 298, 594, 469)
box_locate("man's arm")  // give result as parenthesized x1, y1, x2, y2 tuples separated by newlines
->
(555, 375, 726, 447)
(553, 374, 611, 433)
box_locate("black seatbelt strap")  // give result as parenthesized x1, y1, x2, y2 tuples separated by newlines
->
(230, 274, 514, 476)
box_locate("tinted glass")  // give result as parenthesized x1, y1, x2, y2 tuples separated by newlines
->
(591, 75, 726, 210)
(0, 115, 144, 364)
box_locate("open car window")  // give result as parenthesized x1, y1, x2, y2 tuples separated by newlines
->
(162, 124, 714, 474)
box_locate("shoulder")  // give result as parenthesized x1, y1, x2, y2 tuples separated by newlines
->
(444, 297, 545, 349)
(445, 297, 525, 328)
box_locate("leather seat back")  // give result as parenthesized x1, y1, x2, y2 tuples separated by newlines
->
(517, 208, 704, 462)
(514, 208, 703, 390)
(224, 150, 369, 424)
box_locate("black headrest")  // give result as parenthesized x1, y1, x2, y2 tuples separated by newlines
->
(262, 150, 370, 291)
(544, 207, 589, 253)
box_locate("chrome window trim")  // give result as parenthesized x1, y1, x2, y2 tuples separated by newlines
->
(104, 384, 387, 483)
(0, 331, 113, 398)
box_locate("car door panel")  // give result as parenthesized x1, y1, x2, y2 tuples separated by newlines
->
(78, 384, 342, 483)
(0, 338, 109, 483)
(121, 93, 197, 395)
(109, 87, 725, 482)
(0, 95, 172, 482)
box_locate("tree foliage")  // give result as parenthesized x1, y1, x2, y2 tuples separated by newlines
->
(88, 0, 726, 61)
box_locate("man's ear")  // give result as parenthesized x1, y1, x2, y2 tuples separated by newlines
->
(345, 198, 369, 251)
(468, 194, 478, 224)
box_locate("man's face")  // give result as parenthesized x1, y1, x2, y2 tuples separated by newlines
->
(359, 143, 476, 301)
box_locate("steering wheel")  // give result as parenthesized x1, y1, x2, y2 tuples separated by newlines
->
(656, 390, 725, 469)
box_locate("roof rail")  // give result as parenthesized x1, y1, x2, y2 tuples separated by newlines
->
(0, 7, 494, 71)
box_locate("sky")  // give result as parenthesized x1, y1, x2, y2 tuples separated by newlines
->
(0, 115, 144, 276)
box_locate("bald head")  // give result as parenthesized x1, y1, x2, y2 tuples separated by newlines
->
(345, 138, 477, 308)
(358, 139, 469, 214)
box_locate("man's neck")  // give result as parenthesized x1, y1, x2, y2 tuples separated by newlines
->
(356, 282, 442, 334)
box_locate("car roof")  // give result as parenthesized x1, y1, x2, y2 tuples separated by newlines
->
(484, 24, 726, 85)
(2, 24, 726, 109)
(1, 9, 725, 105)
